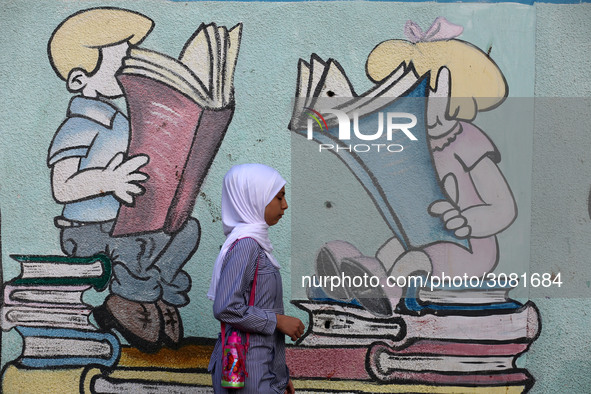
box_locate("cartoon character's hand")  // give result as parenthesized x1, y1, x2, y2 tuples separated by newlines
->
(429, 200, 471, 239)
(104, 152, 149, 204)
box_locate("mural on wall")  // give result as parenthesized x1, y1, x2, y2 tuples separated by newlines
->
(0, 3, 547, 393)
(288, 17, 541, 392)
(1, 6, 243, 392)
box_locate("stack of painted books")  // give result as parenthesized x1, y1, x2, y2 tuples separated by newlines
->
(287, 278, 541, 393)
(1, 258, 216, 393)
(2, 338, 219, 393)
(1, 254, 121, 375)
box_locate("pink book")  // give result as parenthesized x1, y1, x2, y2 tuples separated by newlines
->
(112, 75, 233, 236)
(286, 346, 370, 380)
(379, 339, 529, 356)
(367, 341, 533, 382)
(368, 369, 532, 386)
(286, 344, 533, 385)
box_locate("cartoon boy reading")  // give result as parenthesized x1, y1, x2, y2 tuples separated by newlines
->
(47, 8, 200, 352)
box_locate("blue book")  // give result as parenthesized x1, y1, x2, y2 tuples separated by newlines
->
(290, 59, 467, 250)
(15, 326, 120, 368)
(305, 284, 362, 307)
(402, 277, 522, 315)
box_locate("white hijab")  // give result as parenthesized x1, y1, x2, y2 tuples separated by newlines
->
(207, 163, 286, 300)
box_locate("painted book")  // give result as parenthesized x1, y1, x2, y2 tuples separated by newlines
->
(293, 300, 405, 347)
(402, 276, 522, 315)
(118, 340, 213, 369)
(366, 340, 530, 376)
(1, 363, 103, 394)
(15, 326, 120, 368)
(94, 369, 212, 393)
(3, 284, 92, 309)
(291, 378, 528, 394)
(1, 363, 212, 394)
(286, 346, 371, 380)
(95, 342, 214, 393)
(8, 254, 111, 290)
(1, 304, 95, 331)
(289, 56, 466, 249)
(0, 364, 529, 394)
(287, 340, 531, 380)
(294, 300, 540, 349)
(2, 344, 214, 393)
(365, 350, 534, 389)
(416, 279, 515, 305)
(366, 368, 533, 388)
(1, 363, 528, 394)
(397, 301, 540, 348)
(112, 23, 242, 236)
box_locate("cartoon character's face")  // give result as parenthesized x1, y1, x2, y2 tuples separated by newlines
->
(79, 42, 129, 98)
(427, 66, 459, 139)
(92, 42, 129, 97)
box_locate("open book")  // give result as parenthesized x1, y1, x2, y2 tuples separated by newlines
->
(289, 55, 466, 249)
(112, 23, 242, 236)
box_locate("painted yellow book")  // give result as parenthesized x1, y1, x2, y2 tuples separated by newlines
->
(118, 342, 213, 369)
(2, 363, 211, 393)
(1, 363, 101, 394)
(292, 378, 527, 394)
(2, 359, 529, 393)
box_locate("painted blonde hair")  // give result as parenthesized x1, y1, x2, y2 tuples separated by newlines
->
(48, 8, 154, 80)
(366, 39, 508, 121)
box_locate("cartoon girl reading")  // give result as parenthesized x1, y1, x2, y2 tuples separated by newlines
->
(339, 17, 517, 316)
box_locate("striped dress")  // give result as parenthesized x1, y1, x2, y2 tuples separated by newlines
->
(208, 237, 289, 393)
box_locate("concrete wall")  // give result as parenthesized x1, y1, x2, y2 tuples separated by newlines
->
(0, 1, 590, 393)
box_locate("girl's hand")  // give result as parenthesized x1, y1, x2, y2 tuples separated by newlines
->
(276, 314, 305, 341)
(285, 379, 295, 394)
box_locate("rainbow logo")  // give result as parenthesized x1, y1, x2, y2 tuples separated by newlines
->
(304, 107, 328, 132)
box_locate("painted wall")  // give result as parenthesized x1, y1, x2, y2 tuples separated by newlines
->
(0, 1, 590, 393)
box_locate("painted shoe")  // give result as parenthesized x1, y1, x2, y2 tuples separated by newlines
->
(340, 255, 396, 317)
(157, 299, 183, 347)
(315, 240, 363, 301)
(94, 295, 161, 353)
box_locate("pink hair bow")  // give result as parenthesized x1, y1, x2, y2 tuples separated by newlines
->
(404, 17, 463, 43)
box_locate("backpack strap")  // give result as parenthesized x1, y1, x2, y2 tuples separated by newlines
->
(244, 255, 260, 350)
(221, 238, 261, 351)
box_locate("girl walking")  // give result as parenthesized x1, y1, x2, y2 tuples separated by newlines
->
(208, 164, 304, 393)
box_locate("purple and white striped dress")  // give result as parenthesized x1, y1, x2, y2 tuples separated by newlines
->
(208, 237, 289, 393)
